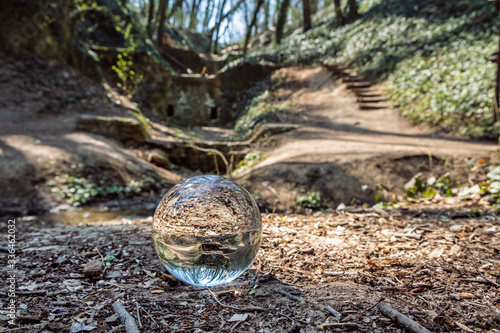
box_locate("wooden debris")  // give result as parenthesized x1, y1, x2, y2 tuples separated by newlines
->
(82, 259, 103, 279)
(325, 305, 342, 318)
(273, 287, 306, 304)
(455, 321, 475, 332)
(377, 302, 431, 333)
(209, 289, 266, 312)
(318, 322, 361, 330)
(112, 301, 140, 333)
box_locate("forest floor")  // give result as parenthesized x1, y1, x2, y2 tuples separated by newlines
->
(2, 203, 499, 332)
(0, 56, 500, 332)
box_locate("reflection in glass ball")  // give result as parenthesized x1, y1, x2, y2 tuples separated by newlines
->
(153, 175, 262, 287)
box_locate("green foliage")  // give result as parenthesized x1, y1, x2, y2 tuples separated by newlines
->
(486, 165, 500, 209)
(404, 172, 452, 199)
(297, 191, 323, 209)
(234, 90, 291, 139)
(403, 165, 500, 210)
(103, 255, 119, 267)
(111, 52, 144, 96)
(231, 152, 264, 175)
(255, 0, 499, 139)
(48, 174, 164, 206)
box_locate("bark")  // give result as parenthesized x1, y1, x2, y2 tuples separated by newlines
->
(188, 0, 201, 29)
(243, 0, 265, 55)
(202, 0, 213, 32)
(146, 0, 155, 36)
(494, 0, 500, 124)
(346, 0, 359, 22)
(302, 0, 312, 32)
(275, 0, 290, 45)
(156, 0, 168, 45)
(263, 0, 270, 31)
(211, 0, 227, 54)
(333, 0, 344, 26)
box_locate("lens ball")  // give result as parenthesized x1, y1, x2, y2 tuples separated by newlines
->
(153, 175, 262, 287)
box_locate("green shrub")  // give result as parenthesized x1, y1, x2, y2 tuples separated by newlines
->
(234, 90, 291, 140)
(297, 191, 323, 209)
(231, 152, 264, 175)
(48, 174, 164, 206)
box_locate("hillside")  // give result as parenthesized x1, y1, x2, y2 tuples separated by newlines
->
(253, 0, 499, 139)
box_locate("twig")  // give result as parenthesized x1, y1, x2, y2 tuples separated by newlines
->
(140, 306, 159, 327)
(52, 310, 80, 317)
(318, 322, 360, 330)
(112, 301, 140, 333)
(108, 324, 124, 333)
(455, 321, 474, 332)
(273, 287, 306, 304)
(378, 302, 431, 333)
(478, 273, 500, 288)
(136, 302, 142, 328)
(208, 289, 266, 312)
(325, 305, 341, 318)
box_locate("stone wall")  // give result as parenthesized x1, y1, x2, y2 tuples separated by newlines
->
(150, 74, 226, 126)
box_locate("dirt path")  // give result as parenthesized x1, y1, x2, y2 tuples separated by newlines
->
(236, 67, 499, 212)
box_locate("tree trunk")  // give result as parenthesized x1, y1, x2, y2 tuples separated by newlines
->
(168, 0, 183, 22)
(263, 0, 270, 31)
(202, 0, 213, 32)
(188, 0, 200, 29)
(310, 0, 318, 16)
(146, 0, 155, 36)
(156, 0, 168, 45)
(302, 0, 312, 32)
(494, 0, 500, 124)
(275, 0, 290, 45)
(212, 0, 227, 54)
(346, 0, 359, 22)
(333, 0, 344, 26)
(243, 0, 265, 55)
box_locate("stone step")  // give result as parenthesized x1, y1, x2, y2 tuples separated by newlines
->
(359, 103, 390, 110)
(347, 82, 373, 89)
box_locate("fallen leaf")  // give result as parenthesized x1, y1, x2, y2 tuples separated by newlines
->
(460, 292, 475, 299)
(228, 313, 249, 322)
(70, 322, 96, 332)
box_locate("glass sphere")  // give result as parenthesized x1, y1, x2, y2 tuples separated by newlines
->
(152, 175, 262, 287)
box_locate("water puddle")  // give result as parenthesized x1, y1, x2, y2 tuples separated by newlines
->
(38, 207, 154, 225)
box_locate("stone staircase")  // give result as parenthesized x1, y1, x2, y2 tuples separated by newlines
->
(324, 64, 390, 111)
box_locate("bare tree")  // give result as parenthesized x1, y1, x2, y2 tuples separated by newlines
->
(202, 0, 214, 32)
(146, 0, 155, 36)
(156, 0, 168, 44)
(333, 0, 344, 26)
(276, 0, 290, 44)
(302, 0, 311, 31)
(243, 0, 265, 55)
(493, 0, 500, 124)
(188, 0, 202, 29)
(168, 0, 184, 23)
(210, 0, 245, 53)
(346, 0, 359, 22)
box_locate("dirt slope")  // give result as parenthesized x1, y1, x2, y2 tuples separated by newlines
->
(0, 53, 183, 215)
(236, 67, 499, 212)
